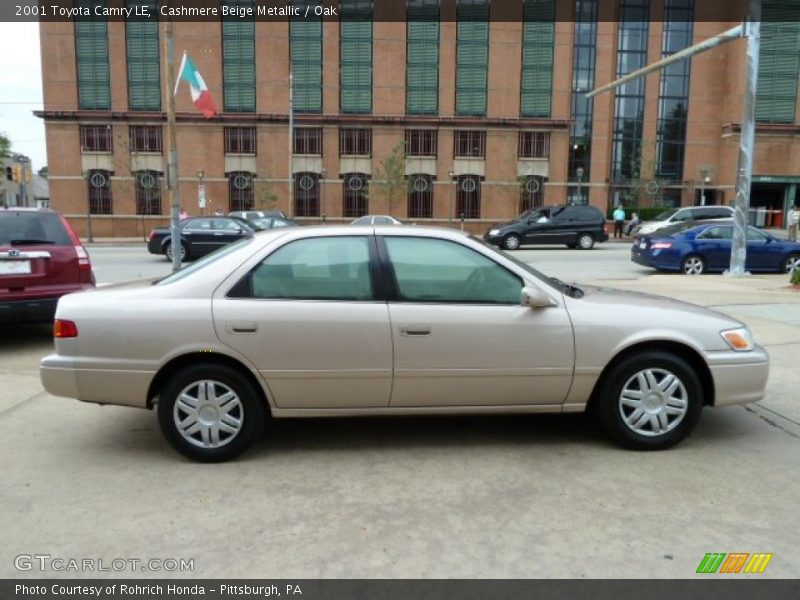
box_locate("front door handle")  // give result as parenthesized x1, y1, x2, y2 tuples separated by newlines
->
(227, 321, 258, 334)
(399, 324, 431, 336)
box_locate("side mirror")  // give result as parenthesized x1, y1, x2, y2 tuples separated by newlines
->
(521, 285, 556, 308)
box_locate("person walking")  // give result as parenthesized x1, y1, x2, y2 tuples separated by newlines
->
(788, 202, 800, 242)
(613, 204, 626, 239)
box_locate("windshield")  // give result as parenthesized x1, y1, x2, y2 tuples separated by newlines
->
(155, 237, 254, 285)
(653, 208, 678, 221)
(0, 212, 71, 246)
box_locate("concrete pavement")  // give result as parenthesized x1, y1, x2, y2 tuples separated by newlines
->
(1, 259, 798, 579)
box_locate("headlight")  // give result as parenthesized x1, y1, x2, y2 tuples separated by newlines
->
(489, 229, 500, 236)
(720, 327, 754, 352)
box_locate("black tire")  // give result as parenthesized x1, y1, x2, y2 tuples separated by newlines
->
(576, 233, 595, 250)
(503, 234, 522, 251)
(157, 363, 267, 462)
(592, 351, 703, 450)
(782, 253, 800, 274)
(164, 242, 188, 263)
(681, 254, 706, 275)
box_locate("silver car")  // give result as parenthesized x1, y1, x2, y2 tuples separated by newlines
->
(40, 227, 769, 461)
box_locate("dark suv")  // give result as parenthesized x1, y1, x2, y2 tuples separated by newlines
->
(484, 205, 609, 250)
(0, 208, 95, 323)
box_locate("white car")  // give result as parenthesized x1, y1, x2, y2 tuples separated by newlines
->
(351, 215, 403, 226)
(635, 206, 734, 235)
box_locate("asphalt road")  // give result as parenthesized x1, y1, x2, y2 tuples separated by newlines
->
(1, 243, 798, 579)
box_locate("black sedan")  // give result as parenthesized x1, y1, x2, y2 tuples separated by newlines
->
(147, 216, 257, 262)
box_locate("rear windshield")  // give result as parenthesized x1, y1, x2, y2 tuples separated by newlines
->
(653, 208, 678, 221)
(0, 211, 71, 245)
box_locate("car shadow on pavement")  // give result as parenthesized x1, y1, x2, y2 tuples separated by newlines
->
(0, 323, 53, 351)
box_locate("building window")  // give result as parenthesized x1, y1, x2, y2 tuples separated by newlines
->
(222, 0, 256, 112)
(294, 172, 320, 216)
(228, 171, 254, 212)
(291, 3, 323, 114)
(340, 128, 372, 156)
(568, 0, 598, 200)
(518, 132, 550, 158)
(129, 125, 162, 153)
(520, 175, 545, 212)
(340, 0, 373, 114)
(520, 0, 555, 118)
(87, 169, 112, 214)
(224, 127, 256, 154)
(342, 173, 369, 218)
(408, 174, 433, 218)
(405, 129, 437, 157)
(455, 0, 489, 116)
(134, 170, 161, 215)
(406, 0, 440, 115)
(293, 128, 323, 155)
(80, 125, 113, 152)
(611, 0, 650, 188)
(126, 0, 160, 111)
(454, 130, 485, 158)
(656, 0, 693, 179)
(756, 1, 800, 124)
(456, 175, 481, 219)
(75, 1, 110, 110)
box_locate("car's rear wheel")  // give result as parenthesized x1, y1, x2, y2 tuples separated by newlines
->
(782, 253, 800, 274)
(577, 233, 595, 250)
(164, 242, 187, 263)
(157, 363, 267, 462)
(681, 254, 705, 275)
(593, 351, 703, 450)
(503, 234, 522, 251)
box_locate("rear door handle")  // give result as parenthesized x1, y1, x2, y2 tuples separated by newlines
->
(227, 321, 258, 334)
(399, 325, 431, 336)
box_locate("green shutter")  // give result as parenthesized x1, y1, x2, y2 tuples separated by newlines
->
(222, 1, 255, 113)
(291, 15, 323, 113)
(75, 1, 110, 110)
(126, 1, 160, 111)
(756, 2, 800, 124)
(520, 0, 554, 118)
(456, 1, 489, 117)
(340, 1, 373, 114)
(407, 0, 439, 115)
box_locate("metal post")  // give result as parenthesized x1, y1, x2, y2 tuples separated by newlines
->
(728, 0, 761, 277)
(320, 168, 326, 224)
(448, 170, 454, 228)
(85, 172, 94, 243)
(164, 17, 181, 273)
(288, 69, 294, 218)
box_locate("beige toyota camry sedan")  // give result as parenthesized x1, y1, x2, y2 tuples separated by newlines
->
(40, 227, 769, 461)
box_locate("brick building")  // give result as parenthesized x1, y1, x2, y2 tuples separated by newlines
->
(36, 0, 800, 237)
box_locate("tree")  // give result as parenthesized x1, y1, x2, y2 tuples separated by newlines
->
(372, 142, 406, 216)
(253, 179, 278, 212)
(0, 132, 10, 160)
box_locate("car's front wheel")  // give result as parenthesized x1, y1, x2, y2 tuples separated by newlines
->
(681, 254, 705, 275)
(164, 242, 187, 263)
(503, 234, 522, 250)
(576, 233, 595, 250)
(157, 363, 267, 462)
(782, 253, 800, 274)
(593, 351, 703, 450)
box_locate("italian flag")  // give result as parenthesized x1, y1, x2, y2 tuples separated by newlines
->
(174, 52, 218, 118)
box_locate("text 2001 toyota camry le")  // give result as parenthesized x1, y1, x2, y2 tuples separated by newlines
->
(40, 227, 769, 461)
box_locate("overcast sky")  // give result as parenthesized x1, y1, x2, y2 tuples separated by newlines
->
(0, 22, 46, 170)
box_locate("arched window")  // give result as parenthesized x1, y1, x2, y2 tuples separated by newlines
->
(294, 172, 320, 217)
(134, 170, 162, 215)
(228, 171, 255, 212)
(408, 174, 433, 219)
(455, 174, 481, 219)
(87, 169, 112, 214)
(342, 173, 369, 218)
(520, 175, 545, 213)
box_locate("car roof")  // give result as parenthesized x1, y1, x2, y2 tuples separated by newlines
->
(0, 207, 57, 213)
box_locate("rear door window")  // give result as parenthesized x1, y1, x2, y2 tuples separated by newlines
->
(0, 212, 71, 246)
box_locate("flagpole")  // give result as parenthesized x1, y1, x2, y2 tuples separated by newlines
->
(164, 16, 182, 273)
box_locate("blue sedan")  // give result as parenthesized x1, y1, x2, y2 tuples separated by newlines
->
(631, 222, 800, 275)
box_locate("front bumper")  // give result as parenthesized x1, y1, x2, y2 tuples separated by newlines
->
(483, 233, 504, 246)
(706, 345, 769, 406)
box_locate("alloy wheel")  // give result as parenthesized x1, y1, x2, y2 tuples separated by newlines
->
(682, 256, 704, 275)
(784, 255, 800, 274)
(618, 368, 688, 437)
(172, 380, 244, 448)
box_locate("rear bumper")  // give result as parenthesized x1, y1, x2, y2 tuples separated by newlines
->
(0, 296, 59, 323)
(706, 345, 770, 407)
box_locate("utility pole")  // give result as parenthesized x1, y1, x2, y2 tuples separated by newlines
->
(288, 68, 294, 218)
(164, 15, 181, 273)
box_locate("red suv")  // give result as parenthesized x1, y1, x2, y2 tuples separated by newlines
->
(0, 208, 95, 323)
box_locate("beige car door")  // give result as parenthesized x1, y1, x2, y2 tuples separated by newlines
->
(381, 236, 574, 407)
(214, 235, 393, 409)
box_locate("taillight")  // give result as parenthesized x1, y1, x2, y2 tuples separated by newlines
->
(59, 214, 93, 271)
(54, 319, 78, 338)
(604, 224, 609, 233)
(148, 230, 157, 241)
(652, 242, 673, 249)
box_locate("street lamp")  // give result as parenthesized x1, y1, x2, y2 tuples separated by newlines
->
(197, 169, 205, 215)
(448, 170, 454, 228)
(699, 166, 711, 206)
(575, 166, 585, 205)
